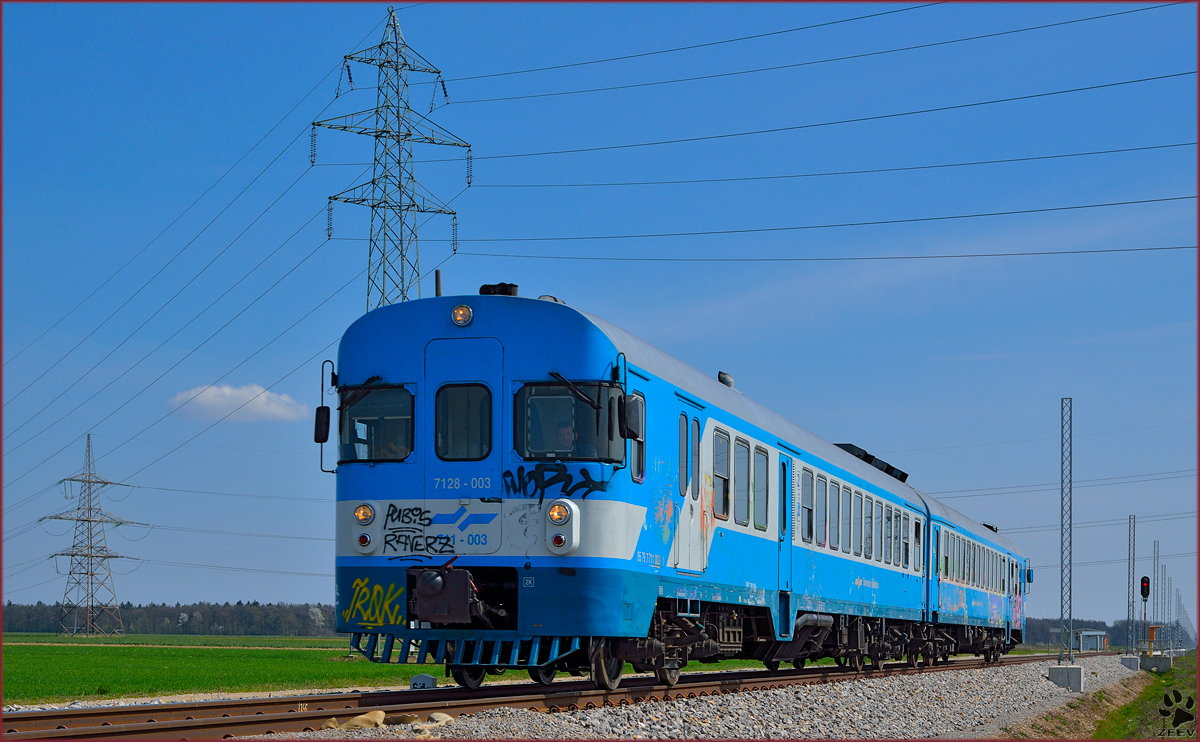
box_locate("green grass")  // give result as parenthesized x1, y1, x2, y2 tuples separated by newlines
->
(2, 644, 446, 704)
(0, 637, 876, 705)
(1092, 652, 1196, 739)
(5, 633, 349, 649)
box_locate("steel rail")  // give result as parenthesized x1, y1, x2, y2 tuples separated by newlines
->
(2, 652, 1111, 739)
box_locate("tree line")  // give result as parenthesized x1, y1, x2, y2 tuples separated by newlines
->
(3, 601, 337, 636)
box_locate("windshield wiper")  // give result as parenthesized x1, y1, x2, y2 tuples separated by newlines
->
(549, 371, 602, 411)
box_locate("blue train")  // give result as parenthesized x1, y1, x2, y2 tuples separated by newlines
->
(315, 284, 1032, 690)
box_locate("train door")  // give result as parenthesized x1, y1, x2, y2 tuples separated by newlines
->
(674, 403, 704, 573)
(929, 524, 941, 619)
(422, 338, 503, 555)
(778, 455, 793, 592)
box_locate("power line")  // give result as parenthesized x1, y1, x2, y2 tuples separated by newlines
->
(126, 484, 329, 504)
(132, 559, 331, 578)
(0, 16, 386, 372)
(1004, 510, 1196, 535)
(123, 523, 333, 543)
(416, 71, 1196, 164)
(2, 267, 362, 491)
(380, 195, 1194, 245)
(879, 420, 1197, 455)
(89, 433, 313, 458)
(450, 4, 1186, 105)
(927, 468, 1196, 495)
(434, 3, 942, 85)
(934, 472, 1197, 501)
(453, 143, 1194, 188)
(461, 245, 1195, 263)
(1034, 551, 1195, 571)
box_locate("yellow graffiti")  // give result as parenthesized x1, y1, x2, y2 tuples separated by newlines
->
(341, 577, 405, 628)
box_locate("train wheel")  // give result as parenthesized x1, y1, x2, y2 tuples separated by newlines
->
(451, 666, 486, 690)
(654, 666, 681, 687)
(834, 656, 847, 668)
(792, 657, 806, 670)
(528, 666, 557, 685)
(763, 660, 780, 672)
(590, 642, 623, 692)
(906, 653, 918, 669)
(850, 654, 864, 673)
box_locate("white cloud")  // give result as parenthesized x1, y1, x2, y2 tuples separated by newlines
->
(168, 383, 307, 422)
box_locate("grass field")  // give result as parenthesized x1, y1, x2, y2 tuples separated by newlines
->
(1, 636, 830, 704)
(1092, 652, 1197, 739)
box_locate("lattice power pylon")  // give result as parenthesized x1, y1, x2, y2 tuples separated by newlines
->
(46, 434, 131, 636)
(1126, 515, 1135, 653)
(314, 8, 471, 310)
(1152, 541, 1161, 626)
(1058, 397, 1073, 664)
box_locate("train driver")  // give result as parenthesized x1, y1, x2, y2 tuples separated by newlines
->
(555, 420, 597, 458)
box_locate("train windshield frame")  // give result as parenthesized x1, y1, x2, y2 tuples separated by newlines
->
(514, 382, 625, 463)
(338, 384, 414, 464)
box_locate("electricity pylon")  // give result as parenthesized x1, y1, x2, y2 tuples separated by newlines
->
(314, 8, 471, 309)
(46, 434, 131, 636)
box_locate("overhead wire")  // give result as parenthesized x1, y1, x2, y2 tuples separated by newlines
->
(415, 71, 1196, 165)
(0, 15, 386, 371)
(432, 3, 943, 85)
(375, 195, 1196, 245)
(449, 4, 1187, 105)
(461, 246, 1196, 263)
(456, 143, 1196, 188)
(1002, 510, 1196, 535)
(879, 420, 1197, 455)
(4, 166, 370, 458)
(1034, 551, 1195, 571)
(927, 468, 1197, 496)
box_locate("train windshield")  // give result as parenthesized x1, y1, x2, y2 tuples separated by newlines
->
(338, 386, 414, 463)
(515, 382, 625, 463)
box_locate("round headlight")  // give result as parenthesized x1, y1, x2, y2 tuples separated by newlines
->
(548, 503, 570, 525)
(551, 533, 567, 547)
(354, 503, 375, 525)
(358, 533, 372, 547)
(452, 305, 473, 326)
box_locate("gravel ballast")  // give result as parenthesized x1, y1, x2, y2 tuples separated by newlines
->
(264, 654, 1137, 739)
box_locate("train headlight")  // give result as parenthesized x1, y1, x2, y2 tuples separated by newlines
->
(548, 503, 570, 525)
(452, 305, 473, 326)
(354, 504, 375, 525)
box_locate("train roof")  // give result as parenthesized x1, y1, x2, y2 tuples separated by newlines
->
(580, 308, 1024, 557)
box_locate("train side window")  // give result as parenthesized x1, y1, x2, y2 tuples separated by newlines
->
(828, 483, 840, 550)
(734, 439, 751, 526)
(901, 513, 911, 569)
(841, 487, 852, 554)
(914, 519, 922, 572)
(630, 392, 646, 483)
(678, 414, 688, 497)
(863, 497, 873, 559)
(800, 469, 814, 541)
(874, 501, 883, 562)
(883, 506, 892, 564)
(891, 508, 900, 566)
(753, 448, 769, 531)
(691, 418, 700, 500)
(1002, 557, 1007, 594)
(713, 430, 730, 519)
(852, 493, 863, 556)
(815, 477, 827, 546)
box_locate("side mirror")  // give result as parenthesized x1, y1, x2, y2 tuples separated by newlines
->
(314, 406, 330, 444)
(1026, 568, 1034, 584)
(618, 394, 643, 440)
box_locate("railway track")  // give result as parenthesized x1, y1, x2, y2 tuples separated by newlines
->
(2, 652, 1111, 740)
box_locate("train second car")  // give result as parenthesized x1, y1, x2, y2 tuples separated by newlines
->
(318, 286, 1032, 690)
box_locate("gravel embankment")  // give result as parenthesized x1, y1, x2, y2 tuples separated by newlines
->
(269, 654, 1136, 739)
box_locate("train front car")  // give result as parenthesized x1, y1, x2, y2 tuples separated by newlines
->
(329, 291, 655, 690)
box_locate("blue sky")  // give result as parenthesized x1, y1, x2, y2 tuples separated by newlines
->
(3, 3, 1195, 627)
